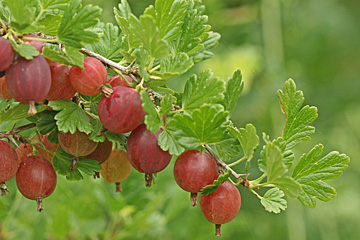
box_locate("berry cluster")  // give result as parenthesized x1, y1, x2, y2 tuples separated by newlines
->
(0, 35, 242, 236)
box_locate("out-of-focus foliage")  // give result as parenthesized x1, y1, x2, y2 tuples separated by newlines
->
(1, 0, 359, 239)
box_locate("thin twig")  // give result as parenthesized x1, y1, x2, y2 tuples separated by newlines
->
(204, 144, 249, 181)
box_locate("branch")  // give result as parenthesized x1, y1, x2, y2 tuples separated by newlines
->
(204, 144, 249, 181)
(0, 123, 36, 145)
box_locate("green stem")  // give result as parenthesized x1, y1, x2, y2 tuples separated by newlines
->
(33, 144, 56, 156)
(249, 189, 263, 200)
(249, 172, 267, 186)
(149, 64, 160, 73)
(32, 8, 45, 25)
(169, 109, 184, 114)
(22, 36, 58, 43)
(228, 156, 247, 167)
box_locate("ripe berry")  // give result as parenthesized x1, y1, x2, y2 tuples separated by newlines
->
(69, 57, 111, 97)
(0, 37, 15, 72)
(46, 61, 76, 101)
(200, 181, 241, 236)
(0, 76, 12, 100)
(127, 124, 172, 187)
(174, 149, 218, 206)
(5, 55, 51, 115)
(16, 156, 57, 212)
(100, 149, 132, 192)
(98, 86, 145, 133)
(84, 138, 112, 165)
(58, 130, 98, 170)
(107, 74, 132, 87)
(0, 140, 19, 196)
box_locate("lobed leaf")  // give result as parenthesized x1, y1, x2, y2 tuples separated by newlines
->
(171, 104, 228, 148)
(292, 144, 350, 207)
(153, 52, 194, 79)
(159, 94, 176, 116)
(9, 40, 39, 60)
(86, 22, 124, 62)
(214, 137, 242, 162)
(0, 102, 46, 124)
(57, 0, 102, 48)
(221, 69, 244, 115)
(158, 117, 184, 156)
(129, 14, 169, 59)
(52, 147, 83, 181)
(4, 0, 37, 33)
(182, 69, 225, 110)
(42, 44, 83, 67)
(48, 100, 93, 134)
(260, 188, 287, 214)
(155, 0, 187, 42)
(228, 123, 259, 170)
(265, 142, 285, 183)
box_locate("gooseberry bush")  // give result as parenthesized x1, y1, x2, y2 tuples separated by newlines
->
(0, 0, 350, 237)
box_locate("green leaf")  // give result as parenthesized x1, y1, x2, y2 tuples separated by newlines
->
(0, 102, 46, 123)
(201, 171, 232, 195)
(133, 47, 151, 80)
(48, 100, 93, 134)
(292, 144, 350, 207)
(171, 104, 228, 148)
(88, 118, 106, 142)
(154, 52, 193, 78)
(4, 0, 37, 33)
(265, 142, 286, 183)
(39, 0, 71, 12)
(159, 94, 176, 116)
(42, 44, 83, 67)
(155, 0, 187, 42)
(228, 123, 259, 170)
(278, 79, 318, 149)
(182, 69, 225, 110)
(158, 118, 184, 156)
(86, 22, 124, 62)
(129, 14, 169, 59)
(38, 14, 62, 36)
(57, 0, 102, 48)
(105, 131, 128, 149)
(192, 31, 221, 63)
(114, 1, 141, 49)
(271, 176, 302, 198)
(36, 110, 58, 135)
(9, 40, 39, 60)
(214, 137, 242, 162)
(140, 90, 161, 134)
(0, 2, 11, 21)
(260, 188, 287, 214)
(77, 157, 102, 175)
(52, 147, 83, 181)
(221, 69, 244, 115)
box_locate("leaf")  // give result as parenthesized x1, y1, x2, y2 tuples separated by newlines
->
(292, 144, 350, 207)
(201, 171, 231, 195)
(140, 90, 161, 134)
(265, 142, 286, 183)
(9, 40, 39, 60)
(271, 176, 302, 198)
(158, 118, 184, 156)
(88, 118, 106, 142)
(171, 104, 228, 148)
(48, 100, 93, 134)
(36, 110, 58, 135)
(228, 123, 259, 170)
(0, 102, 46, 123)
(155, 0, 187, 42)
(76, 157, 102, 175)
(38, 14, 62, 36)
(86, 22, 124, 62)
(221, 69, 244, 115)
(159, 94, 176, 116)
(114, 1, 141, 49)
(129, 14, 169, 59)
(182, 69, 225, 110)
(214, 137, 242, 162)
(39, 0, 71, 11)
(260, 188, 287, 214)
(155, 52, 194, 78)
(133, 47, 151, 80)
(278, 79, 318, 149)
(57, 0, 102, 48)
(52, 147, 83, 181)
(192, 31, 221, 63)
(4, 0, 37, 33)
(42, 44, 83, 67)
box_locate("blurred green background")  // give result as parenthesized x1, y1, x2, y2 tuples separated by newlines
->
(1, 0, 360, 239)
